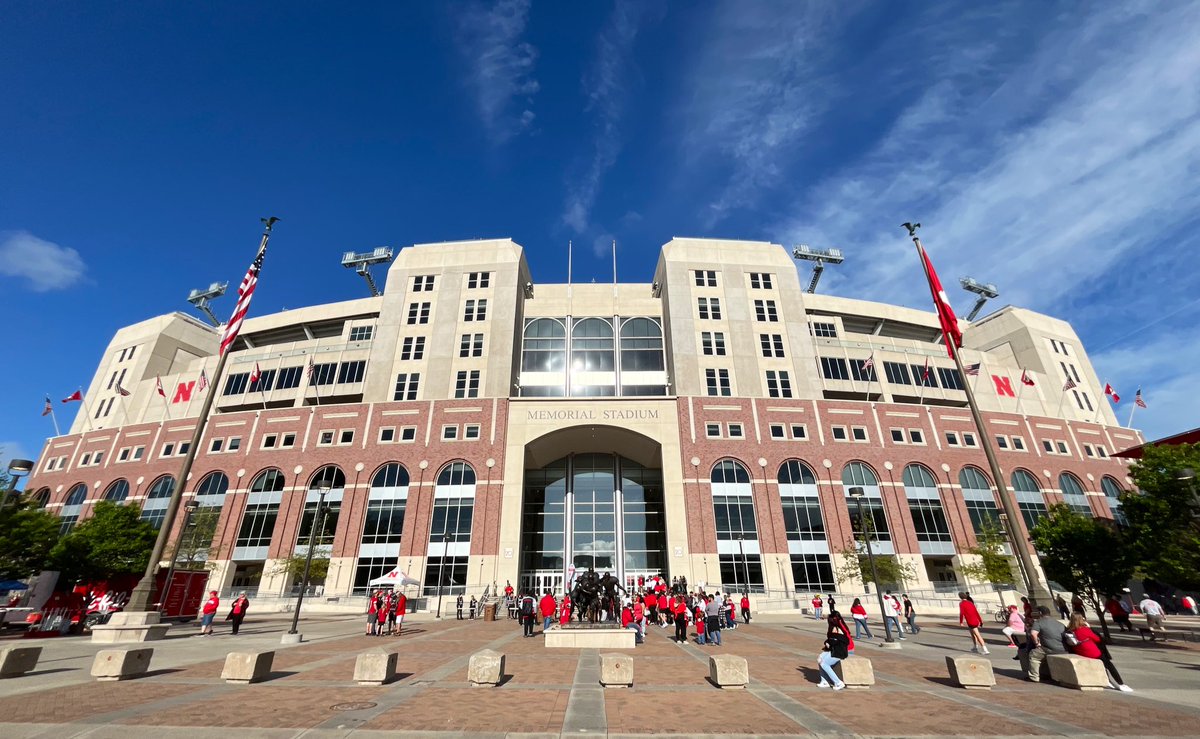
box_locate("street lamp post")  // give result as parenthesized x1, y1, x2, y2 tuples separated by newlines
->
(996, 512, 1029, 605)
(737, 535, 752, 594)
(288, 483, 331, 638)
(159, 499, 200, 612)
(435, 534, 451, 618)
(0, 459, 34, 513)
(848, 486, 897, 647)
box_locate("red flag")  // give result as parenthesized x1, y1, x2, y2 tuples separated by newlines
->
(219, 233, 270, 356)
(42, 395, 53, 416)
(920, 356, 931, 384)
(115, 380, 131, 397)
(250, 362, 261, 384)
(62, 390, 82, 403)
(1104, 383, 1120, 403)
(1020, 369, 1035, 386)
(917, 242, 962, 358)
(156, 376, 166, 397)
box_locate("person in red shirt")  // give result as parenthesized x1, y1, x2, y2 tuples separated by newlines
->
(645, 591, 658, 623)
(395, 592, 407, 634)
(958, 592, 988, 654)
(199, 590, 219, 636)
(504, 581, 514, 597)
(828, 610, 855, 654)
(812, 594, 824, 620)
(559, 594, 572, 626)
(850, 598, 873, 639)
(672, 595, 688, 643)
(740, 593, 751, 624)
(1068, 614, 1132, 691)
(539, 590, 557, 633)
(621, 603, 643, 643)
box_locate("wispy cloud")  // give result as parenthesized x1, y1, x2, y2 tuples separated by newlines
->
(0, 230, 87, 291)
(454, 0, 539, 143)
(0, 441, 32, 468)
(562, 0, 661, 240)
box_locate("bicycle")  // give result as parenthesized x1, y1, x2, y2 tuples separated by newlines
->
(993, 606, 1009, 624)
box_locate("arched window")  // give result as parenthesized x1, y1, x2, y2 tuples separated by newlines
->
(61, 483, 88, 535)
(28, 487, 50, 508)
(711, 459, 751, 485)
(249, 468, 285, 493)
(619, 317, 665, 373)
(141, 476, 176, 529)
(437, 462, 476, 487)
(372, 462, 410, 489)
(1101, 476, 1127, 524)
(297, 466, 345, 551)
(1011, 469, 1047, 530)
(64, 483, 88, 507)
(1058, 473, 1092, 517)
(354, 464, 411, 594)
(309, 465, 346, 491)
(194, 471, 229, 506)
(103, 479, 130, 503)
(778, 460, 817, 486)
(903, 464, 951, 548)
(842, 462, 890, 544)
(959, 467, 999, 535)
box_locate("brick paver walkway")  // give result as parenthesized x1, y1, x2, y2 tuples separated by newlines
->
(2, 613, 1199, 737)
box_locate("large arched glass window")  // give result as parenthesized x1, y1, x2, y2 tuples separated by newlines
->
(1058, 473, 1092, 517)
(297, 465, 345, 551)
(619, 318, 666, 396)
(960, 467, 999, 534)
(28, 487, 50, 508)
(60, 483, 88, 535)
(520, 318, 567, 397)
(904, 464, 952, 550)
(778, 460, 831, 591)
(709, 459, 762, 591)
(1011, 469, 1047, 530)
(842, 462, 891, 545)
(236, 468, 285, 559)
(103, 479, 130, 503)
(1101, 476, 1127, 524)
(571, 318, 615, 397)
(194, 471, 230, 507)
(425, 462, 477, 596)
(141, 475, 175, 529)
(353, 463, 411, 594)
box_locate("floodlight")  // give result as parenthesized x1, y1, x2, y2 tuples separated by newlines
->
(792, 244, 845, 293)
(341, 247, 395, 297)
(960, 276, 1000, 321)
(186, 282, 228, 326)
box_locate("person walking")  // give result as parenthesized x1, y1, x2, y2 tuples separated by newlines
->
(1071, 594, 1086, 617)
(198, 590, 219, 637)
(673, 595, 689, 643)
(1021, 596, 1033, 623)
(740, 593, 751, 624)
(1001, 605, 1025, 648)
(1106, 595, 1132, 632)
(227, 592, 249, 635)
(705, 595, 724, 646)
(958, 592, 988, 653)
(724, 594, 737, 629)
(456, 594, 464, 620)
(1025, 606, 1067, 682)
(827, 594, 837, 613)
(812, 594, 824, 620)
(816, 615, 849, 690)
(850, 598, 873, 639)
(539, 589, 557, 633)
(366, 592, 379, 636)
(1138, 595, 1167, 639)
(1067, 613, 1132, 692)
(376, 592, 389, 636)
(883, 591, 906, 641)
(902, 594, 920, 634)
(1182, 593, 1197, 616)
(1055, 595, 1070, 620)
(520, 592, 536, 637)
(469, 595, 478, 620)
(395, 591, 407, 634)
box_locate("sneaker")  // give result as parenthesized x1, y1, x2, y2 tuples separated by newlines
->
(833, 683, 845, 691)
(1007, 643, 1018, 648)
(970, 647, 979, 653)
(1119, 684, 1134, 693)
(817, 681, 830, 689)
(982, 647, 990, 655)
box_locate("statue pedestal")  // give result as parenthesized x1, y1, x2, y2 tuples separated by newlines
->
(545, 624, 636, 649)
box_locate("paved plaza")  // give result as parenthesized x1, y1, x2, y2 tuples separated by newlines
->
(1, 610, 1199, 738)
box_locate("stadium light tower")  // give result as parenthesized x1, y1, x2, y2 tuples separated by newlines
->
(186, 282, 228, 327)
(342, 247, 395, 297)
(960, 276, 1000, 321)
(792, 244, 845, 294)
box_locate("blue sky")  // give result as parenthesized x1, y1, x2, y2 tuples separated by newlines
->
(3, 1, 1198, 472)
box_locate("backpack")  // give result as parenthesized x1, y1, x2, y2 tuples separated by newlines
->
(521, 598, 533, 616)
(826, 632, 850, 660)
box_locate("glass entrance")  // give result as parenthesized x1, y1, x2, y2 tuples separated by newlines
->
(521, 453, 666, 593)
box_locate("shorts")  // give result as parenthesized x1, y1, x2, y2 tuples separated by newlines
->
(1147, 614, 1164, 628)
(200, 613, 215, 627)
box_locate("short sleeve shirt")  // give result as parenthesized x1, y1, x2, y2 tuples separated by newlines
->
(1033, 616, 1068, 654)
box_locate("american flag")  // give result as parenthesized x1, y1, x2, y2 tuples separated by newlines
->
(861, 356, 875, 371)
(197, 369, 209, 393)
(115, 381, 131, 397)
(1062, 378, 1077, 391)
(42, 395, 53, 416)
(306, 355, 315, 382)
(219, 222, 274, 356)
(964, 363, 980, 376)
(1135, 388, 1147, 408)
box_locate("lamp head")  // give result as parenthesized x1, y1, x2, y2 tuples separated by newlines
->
(6, 459, 34, 477)
(847, 485, 865, 498)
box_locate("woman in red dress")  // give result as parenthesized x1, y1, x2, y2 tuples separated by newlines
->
(559, 594, 572, 626)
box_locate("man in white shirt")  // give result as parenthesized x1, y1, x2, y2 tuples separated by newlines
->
(1139, 596, 1167, 638)
(883, 590, 906, 640)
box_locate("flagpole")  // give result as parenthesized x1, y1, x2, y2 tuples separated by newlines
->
(1093, 378, 1107, 425)
(1055, 384, 1069, 418)
(46, 397, 61, 436)
(1014, 373, 1027, 416)
(1126, 403, 1136, 428)
(127, 217, 278, 613)
(904, 222, 1050, 603)
(612, 239, 618, 298)
(567, 240, 573, 300)
(76, 386, 95, 432)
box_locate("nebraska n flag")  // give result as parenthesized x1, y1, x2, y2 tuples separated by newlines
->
(1104, 383, 1120, 404)
(219, 227, 271, 357)
(917, 242, 963, 357)
(115, 381, 131, 397)
(1135, 388, 1147, 409)
(250, 362, 261, 384)
(62, 390, 82, 403)
(156, 376, 166, 397)
(1020, 369, 1035, 387)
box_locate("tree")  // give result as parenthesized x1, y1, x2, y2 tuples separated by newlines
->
(167, 507, 221, 570)
(0, 501, 61, 580)
(1123, 442, 1200, 590)
(833, 539, 917, 592)
(1031, 504, 1133, 642)
(50, 502, 157, 583)
(271, 554, 330, 591)
(959, 519, 1019, 598)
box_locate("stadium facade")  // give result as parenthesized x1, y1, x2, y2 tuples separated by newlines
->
(23, 238, 1143, 599)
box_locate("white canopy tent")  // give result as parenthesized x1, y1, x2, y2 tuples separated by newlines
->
(368, 568, 421, 588)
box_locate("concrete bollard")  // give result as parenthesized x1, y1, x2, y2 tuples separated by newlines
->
(0, 646, 43, 678)
(600, 653, 633, 688)
(222, 651, 275, 684)
(945, 655, 995, 689)
(91, 647, 153, 681)
(468, 649, 505, 686)
(708, 654, 748, 689)
(832, 656, 874, 689)
(354, 651, 398, 686)
(1046, 654, 1109, 690)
